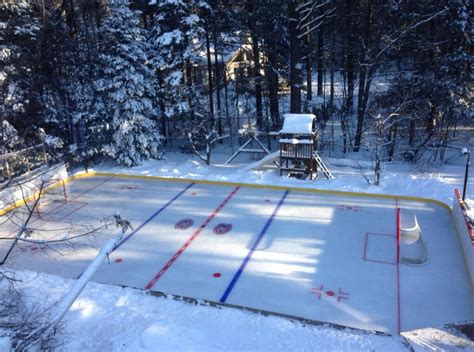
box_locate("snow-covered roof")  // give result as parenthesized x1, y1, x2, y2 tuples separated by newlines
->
(279, 114, 316, 135)
(194, 43, 251, 65)
(279, 138, 313, 144)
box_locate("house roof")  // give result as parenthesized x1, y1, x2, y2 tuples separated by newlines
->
(192, 33, 251, 65)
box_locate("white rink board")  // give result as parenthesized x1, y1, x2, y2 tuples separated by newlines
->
(1, 175, 472, 334)
(452, 192, 474, 286)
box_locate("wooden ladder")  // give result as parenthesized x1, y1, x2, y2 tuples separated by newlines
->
(313, 152, 334, 179)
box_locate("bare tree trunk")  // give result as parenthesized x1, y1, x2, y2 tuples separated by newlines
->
(374, 116, 383, 186)
(341, 113, 348, 154)
(213, 31, 222, 136)
(345, 0, 355, 114)
(317, 21, 324, 96)
(289, 0, 301, 113)
(205, 29, 214, 124)
(354, 0, 373, 152)
(265, 48, 280, 128)
(409, 118, 415, 147)
(329, 0, 336, 114)
(306, 31, 312, 101)
(157, 71, 167, 146)
(388, 118, 398, 161)
(250, 31, 263, 129)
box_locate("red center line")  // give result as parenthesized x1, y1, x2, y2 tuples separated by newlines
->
(144, 186, 241, 290)
(396, 199, 402, 334)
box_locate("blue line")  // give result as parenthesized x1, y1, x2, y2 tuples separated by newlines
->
(112, 182, 195, 251)
(219, 190, 290, 303)
(76, 182, 194, 280)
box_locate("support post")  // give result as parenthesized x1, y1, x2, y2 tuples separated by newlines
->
(463, 149, 470, 201)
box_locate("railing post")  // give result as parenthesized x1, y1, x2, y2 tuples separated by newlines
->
(42, 143, 48, 163)
(5, 161, 10, 178)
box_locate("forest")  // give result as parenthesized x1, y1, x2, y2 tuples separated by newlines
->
(0, 0, 471, 169)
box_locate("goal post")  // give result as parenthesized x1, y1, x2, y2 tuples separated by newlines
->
(34, 178, 68, 218)
(399, 209, 428, 266)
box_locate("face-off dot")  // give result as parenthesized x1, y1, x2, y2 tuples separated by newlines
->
(115, 258, 123, 263)
(213, 223, 232, 235)
(213, 273, 221, 278)
(175, 219, 194, 230)
(326, 290, 335, 296)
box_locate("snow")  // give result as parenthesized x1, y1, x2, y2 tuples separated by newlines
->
(2, 153, 473, 351)
(0, 336, 12, 351)
(50, 231, 124, 326)
(158, 29, 183, 46)
(279, 113, 315, 135)
(89, 152, 473, 207)
(8, 270, 409, 351)
(279, 138, 313, 144)
(466, 199, 474, 223)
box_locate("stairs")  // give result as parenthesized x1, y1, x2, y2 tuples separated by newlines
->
(313, 152, 334, 179)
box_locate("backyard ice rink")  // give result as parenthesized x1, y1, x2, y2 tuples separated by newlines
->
(1, 174, 473, 335)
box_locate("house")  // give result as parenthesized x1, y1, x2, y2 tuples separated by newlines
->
(186, 38, 287, 93)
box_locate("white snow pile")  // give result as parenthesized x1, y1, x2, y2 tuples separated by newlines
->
(464, 198, 473, 219)
(5, 271, 408, 351)
(89, 152, 474, 206)
(0, 335, 12, 351)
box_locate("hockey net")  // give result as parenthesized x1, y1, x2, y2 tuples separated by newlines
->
(398, 209, 428, 266)
(34, 179, 68, 218)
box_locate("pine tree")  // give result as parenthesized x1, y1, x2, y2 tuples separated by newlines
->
(93, 1, 162, 166)
(0, 0, 40, 148)
(148, 0, 206, 119)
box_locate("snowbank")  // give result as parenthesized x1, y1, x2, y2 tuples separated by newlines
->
(87, 153, 473, 207)
(0, 164, 67, 215)
(9, 270, 407, 351)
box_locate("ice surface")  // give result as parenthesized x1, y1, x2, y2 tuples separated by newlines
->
(2, 155, 474, 351)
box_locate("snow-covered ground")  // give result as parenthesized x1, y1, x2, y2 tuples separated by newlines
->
(4, 270, 413, 351)
(92, 151, 474, 206)
(1, 152, 473, 351)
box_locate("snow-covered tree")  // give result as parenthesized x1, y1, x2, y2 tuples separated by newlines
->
(93, 1, 162, 166)
(148, 0, 207, 119)
(0, 0, 40, 148)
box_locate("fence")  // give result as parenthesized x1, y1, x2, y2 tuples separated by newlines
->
(0, 144, 48, 182)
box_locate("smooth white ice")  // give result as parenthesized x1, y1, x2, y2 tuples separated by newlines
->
(1, 175, 472, 334)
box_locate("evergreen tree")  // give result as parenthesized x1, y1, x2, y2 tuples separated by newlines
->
(93, 1, 162, 166)
(0, 0, 40, 148)
(148, 0, 206, 118)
